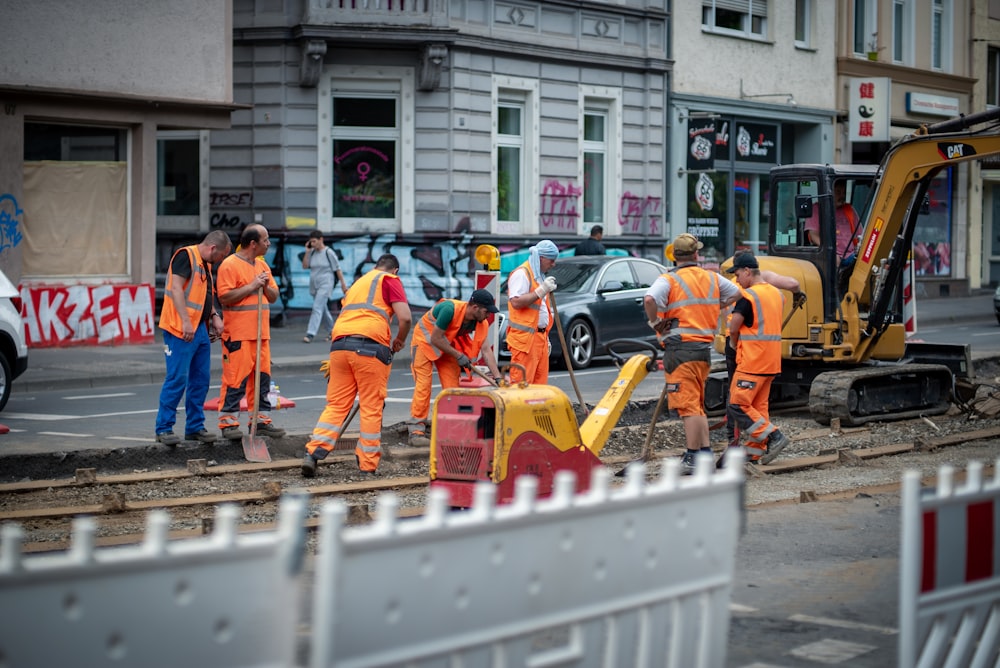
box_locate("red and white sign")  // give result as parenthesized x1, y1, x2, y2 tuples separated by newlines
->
(849, 77, 891, 143)
(20, 284, 156, 347)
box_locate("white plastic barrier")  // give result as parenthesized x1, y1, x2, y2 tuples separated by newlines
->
(0, 496, 308, 668)
(311, 451, 745, 668)
(899, 461, 1000, 668)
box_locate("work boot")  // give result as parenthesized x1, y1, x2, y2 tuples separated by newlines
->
(254, 422, 286, 438)
(760, 431, 790, 465)
(679, 450, 698, 476)
(301, 453, 318, 478)
(156, 432, 180, 447)
(221, 426, 243, 440)
(409, 432, 431, 447)
(184, 429, 217, 444)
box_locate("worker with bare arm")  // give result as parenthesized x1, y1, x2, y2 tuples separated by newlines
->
(215, 224, 285, 441)
(506, 240, 559, 385)
(406, 289, 503, 447)
(725, 252, 790, 465)
(643, 233, 740, 476)
(302, 254, 412, 477)
(155, 230, 231, 446)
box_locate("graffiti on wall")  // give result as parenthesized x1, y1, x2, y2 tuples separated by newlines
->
(618, 192, 662, 236)
(0, 194, 24, 252)
(539, 180, 582, 232)
(21, 284, 155, 347)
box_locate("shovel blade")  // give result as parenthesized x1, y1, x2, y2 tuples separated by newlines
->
(242, 435, 271, 463)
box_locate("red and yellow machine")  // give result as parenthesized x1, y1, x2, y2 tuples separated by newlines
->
(429, 346, 657, 507)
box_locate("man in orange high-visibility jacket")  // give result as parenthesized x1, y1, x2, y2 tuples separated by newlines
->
(643, 233, 740, 475)
(726, 251, 790, 465)
(155, 230, 232, 446)
(301, 254, 412, 477)
(215, 224, 285, 441)
(406, 289, 503, 447)
(506, 239, 559, 384)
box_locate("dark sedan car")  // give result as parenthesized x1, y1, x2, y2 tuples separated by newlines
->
(497, 255, 667, 369)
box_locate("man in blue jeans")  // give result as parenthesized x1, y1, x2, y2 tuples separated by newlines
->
(155, 230, 232, 445)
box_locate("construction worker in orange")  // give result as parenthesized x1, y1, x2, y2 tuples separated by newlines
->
(215, 224, 286, 441)
(505, 239, 559, 384)
(301, 253, 412, 477)
(406, 289, 503, 447)
(643, 233, 740, 475)
(725, 251, 791, 465)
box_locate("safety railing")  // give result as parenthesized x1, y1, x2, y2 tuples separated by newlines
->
(899, 460, 1000, 667)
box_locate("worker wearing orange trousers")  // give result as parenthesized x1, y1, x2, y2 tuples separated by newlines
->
(301, 254, 412, 477)
(726, 251, 790, 465)
(506, 240, 559, 384)
(216, 224, 285, 441)
(407, 290, 502, 446)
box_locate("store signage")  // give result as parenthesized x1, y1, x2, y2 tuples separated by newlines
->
(687, 117, 716, 171)
(734, 122, 777, 163)
(906, 92, 960, 118)
(849, 77, 891, 142)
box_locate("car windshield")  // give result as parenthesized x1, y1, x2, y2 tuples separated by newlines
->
(546, 262, 599, 294)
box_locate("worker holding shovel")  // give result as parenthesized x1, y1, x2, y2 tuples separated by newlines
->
(216, 224, 286, 444)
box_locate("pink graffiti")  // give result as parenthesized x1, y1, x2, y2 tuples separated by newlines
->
(618, 192, 662, 235)
(539, 180, 582, 231)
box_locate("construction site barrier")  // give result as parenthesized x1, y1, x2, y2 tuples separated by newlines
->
(0, 496, 308, 668)
(899, 460, 1000, 668)
(311, 451, 744, 668)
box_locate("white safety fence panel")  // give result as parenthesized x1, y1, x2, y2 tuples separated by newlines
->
(899, 460, 1000, 668)
(0, 496, 308, 668)
(311, 452, 744, 668)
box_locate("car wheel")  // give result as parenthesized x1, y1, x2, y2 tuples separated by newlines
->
(565, 318, 595, 369)
(0, 352, 11, 412)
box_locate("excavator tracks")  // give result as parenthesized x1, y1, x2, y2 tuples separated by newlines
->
(808, 363, 956, 426)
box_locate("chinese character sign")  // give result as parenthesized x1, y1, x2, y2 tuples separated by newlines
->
(849, 77, 891, 143)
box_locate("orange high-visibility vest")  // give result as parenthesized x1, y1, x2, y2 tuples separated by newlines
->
(656, 265, 721, 345)
(332, 269, 397, 347)
(506, 261, 549, 353)
(159, 245, 210, 338)
(414, 300, 488, 360)
(735, 282, 783, 374)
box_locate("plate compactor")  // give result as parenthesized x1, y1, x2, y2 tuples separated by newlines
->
(429, 341, 659, 507)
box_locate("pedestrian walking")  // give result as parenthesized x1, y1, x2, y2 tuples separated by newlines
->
(574, 225, 606, 256)
(406, 289, 503, 446)
(301, 230, 347, 343)
(506, 239, 559, 384)
(643, 233, 740, 475)
(154, 230, 232, 445)
(301, 254, 412, 477)
(725, 251, 790, 464)
(215, 224, 286, 441)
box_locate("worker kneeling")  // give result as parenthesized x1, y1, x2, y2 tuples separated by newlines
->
(407, 290, 503, 446)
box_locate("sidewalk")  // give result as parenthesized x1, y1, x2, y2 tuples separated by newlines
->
(12, 290, 997, 393)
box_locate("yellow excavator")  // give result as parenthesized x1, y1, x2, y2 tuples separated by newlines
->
(711, 107, 1000, 426)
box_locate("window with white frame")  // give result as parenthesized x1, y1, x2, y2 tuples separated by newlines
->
(702, 0, 767, 39)
(579, 87, 621, 235)
(853, 0, 878, 56)
(492, 76, 538, 235)
(316, 67, 414, 233)
(931, 0, 952, 72)
(989, 47, 1000, 108)
(794, 0, 811, 48)
(892, 0, 914, 65)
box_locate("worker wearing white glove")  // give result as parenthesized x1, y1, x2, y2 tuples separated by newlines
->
(534, 276, 557, 299)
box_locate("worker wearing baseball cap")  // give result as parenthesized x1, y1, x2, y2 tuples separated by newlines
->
(406, 289, 504, 447)
(643, 233, 741, 475)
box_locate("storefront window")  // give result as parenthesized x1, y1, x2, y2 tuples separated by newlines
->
(686, 171, 729, 268)
(913, 169, 952, 276)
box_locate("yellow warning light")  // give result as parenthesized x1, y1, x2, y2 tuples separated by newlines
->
(664, 243, 675, 263)
(475, 244, 500, 271)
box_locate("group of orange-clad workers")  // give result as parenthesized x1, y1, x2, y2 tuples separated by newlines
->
(158, 225, 797, 478)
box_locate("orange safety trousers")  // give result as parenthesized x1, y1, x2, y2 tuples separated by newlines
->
(409, 344, 461, 427)
(306, 349, 391, 471)
(665, 360, 709, 417)
(509, 330, 549, 384)
(727, 370, 777, 459)
(218, 338, 274, 429)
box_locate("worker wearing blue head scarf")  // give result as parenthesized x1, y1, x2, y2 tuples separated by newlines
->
(506, 240, 559, 384)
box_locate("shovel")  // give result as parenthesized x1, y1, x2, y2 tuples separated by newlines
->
(242, 288, 271, 463)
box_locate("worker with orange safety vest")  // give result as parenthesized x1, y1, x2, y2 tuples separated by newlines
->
(725, 251, 790, 464)
(406, 290, 503, 447)
(155, 230, 232, 446)
(643, 233, 740, 475)
(506, 240, 559, 385)
(301, 254, 412, 477)
(216, 224, 286, 441)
